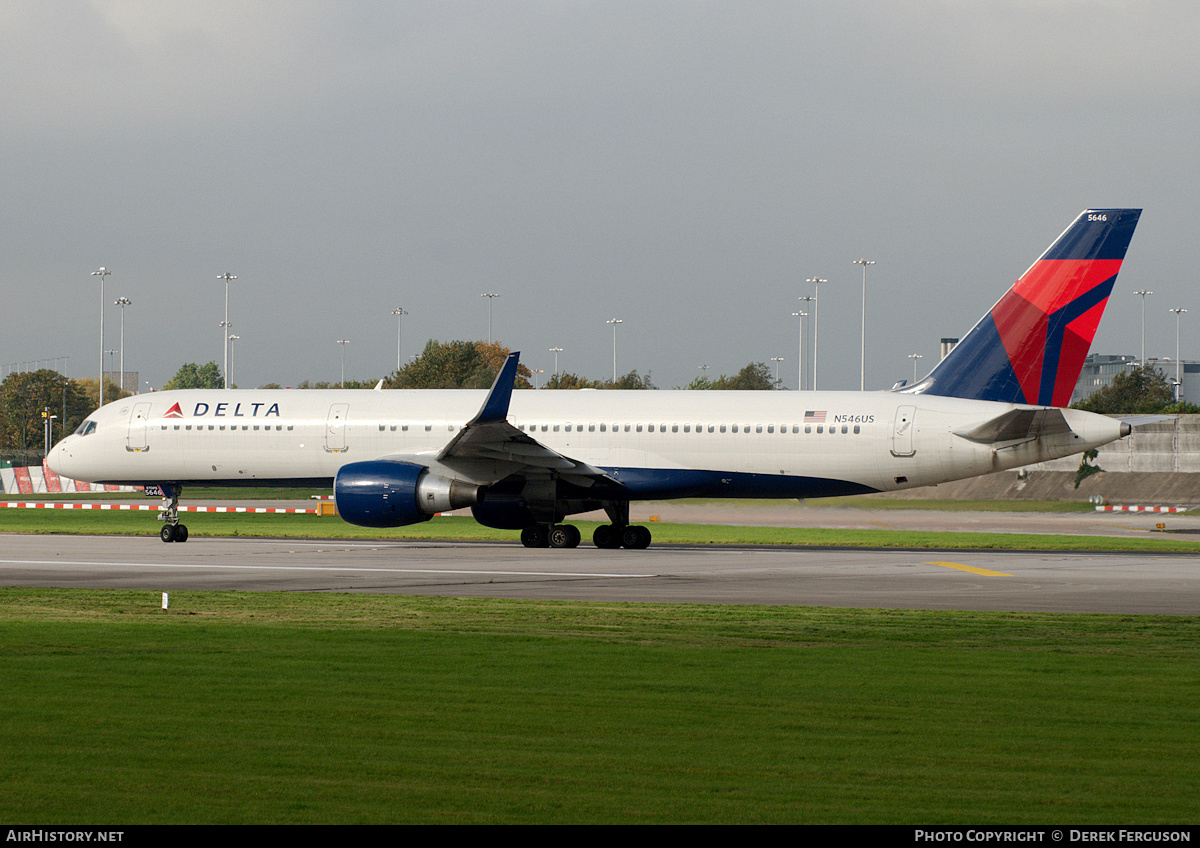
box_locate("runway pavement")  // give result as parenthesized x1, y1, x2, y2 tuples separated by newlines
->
(3, 531, 1198, 614)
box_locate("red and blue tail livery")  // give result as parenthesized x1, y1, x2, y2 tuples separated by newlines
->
(914, 209, 1141, 406)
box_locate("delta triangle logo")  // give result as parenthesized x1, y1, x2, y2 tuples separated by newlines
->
(164, 402, 184, 419)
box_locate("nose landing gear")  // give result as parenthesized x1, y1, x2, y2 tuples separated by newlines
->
(157, 484, 189, 543)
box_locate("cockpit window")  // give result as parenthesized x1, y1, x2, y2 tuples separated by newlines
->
(74, 419, 97, 437)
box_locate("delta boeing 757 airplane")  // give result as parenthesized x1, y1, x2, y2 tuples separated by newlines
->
(50, 209, 1141, 549)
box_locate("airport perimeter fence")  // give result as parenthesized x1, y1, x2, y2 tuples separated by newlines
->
(1, 450, 46, 469)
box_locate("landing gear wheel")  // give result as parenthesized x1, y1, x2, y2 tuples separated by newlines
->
(548, 524, 581, 549)
(520, 525, 550, 548)
(593, 524, 622, 549)
(160, 524, 176, 543)
(175, 524, 189, 543)
(620, 525, 652, 549)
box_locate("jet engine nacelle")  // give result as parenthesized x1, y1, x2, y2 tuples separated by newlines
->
(333, 460, 483, 528)
(470, 497, 538, 530)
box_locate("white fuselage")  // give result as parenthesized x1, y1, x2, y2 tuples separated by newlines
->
(48, 388, 1124, 500)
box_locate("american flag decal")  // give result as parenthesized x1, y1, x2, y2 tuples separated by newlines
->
(804, 410, 826, 423)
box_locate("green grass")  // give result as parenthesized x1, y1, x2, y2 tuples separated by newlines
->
(3, 507, 1200, 552)
(673, 495, 1100, 512)
(1, 589, 1197, 824)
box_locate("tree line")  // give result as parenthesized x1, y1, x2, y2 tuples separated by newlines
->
(1070, 364, 1200, 414)
(0, 370, 118, 458)
(48, 339, 1176, 457)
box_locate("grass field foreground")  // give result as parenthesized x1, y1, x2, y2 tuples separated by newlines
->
(3, 505, 1200, 552)
(1, 589, 1198, 824)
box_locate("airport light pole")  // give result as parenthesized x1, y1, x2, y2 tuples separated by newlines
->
(908, 353, 923, 385)
(91, 267, 110, 409)
(481, 293, 499, 343)
(1134, 290, 1153, 365)
(391, 307, 408, 373)
(337, 339, 350, 388)
(771, 357, 785, 388)
(115, 296, 132, 395)
(793, 306, 810, 391)
(853, 259, 875, 391)
(44, 410, 57, 456)
(227, 335, 239, 388)
(218, 273, 236, 389)
(804, 280, 825, 389)
(1171, 308, 1187, 400)
(607, 318, 623, 382)
(549, 347, 563, 377)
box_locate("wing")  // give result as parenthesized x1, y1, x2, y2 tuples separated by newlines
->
(434, 352, 615, 488)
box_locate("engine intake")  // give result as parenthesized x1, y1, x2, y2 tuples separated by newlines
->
(334, 460, 482, 528)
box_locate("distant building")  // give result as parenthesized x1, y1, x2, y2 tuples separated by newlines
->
(103, 371, 140, 395)
(1070, 354, 1199, 406)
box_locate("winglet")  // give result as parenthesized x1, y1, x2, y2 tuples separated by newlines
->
(469, 351, 520, 425)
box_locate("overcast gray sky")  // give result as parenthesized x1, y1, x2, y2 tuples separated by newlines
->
(2, 0, 1197, 391)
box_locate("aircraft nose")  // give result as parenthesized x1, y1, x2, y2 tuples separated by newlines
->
(47, 438, 73, 478)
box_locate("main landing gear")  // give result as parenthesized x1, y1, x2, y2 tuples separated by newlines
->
(593, 524, 651, 550)
(158, 484, 189, 543)
(520, 524, 581, 548)
(518, 523, 652, 549)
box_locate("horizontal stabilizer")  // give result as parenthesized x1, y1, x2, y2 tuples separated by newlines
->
(953, 407, 1072, 444)
(1118, 414, 1175, 428)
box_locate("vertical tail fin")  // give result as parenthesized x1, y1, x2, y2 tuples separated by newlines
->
(914, 209, 1141, 406)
